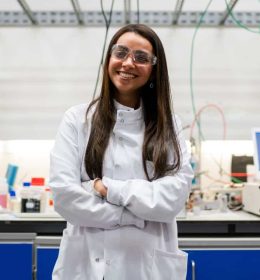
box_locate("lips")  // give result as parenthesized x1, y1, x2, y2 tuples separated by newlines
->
(118, 71, 137, 80)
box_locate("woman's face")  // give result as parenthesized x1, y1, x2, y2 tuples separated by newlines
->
(108, 32, 154, 106)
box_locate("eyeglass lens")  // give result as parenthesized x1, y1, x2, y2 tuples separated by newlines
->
(111, 45, 156, 65)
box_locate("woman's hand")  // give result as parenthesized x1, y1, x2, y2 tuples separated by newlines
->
(94, 179, 107, 197)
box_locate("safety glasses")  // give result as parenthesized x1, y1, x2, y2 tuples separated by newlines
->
(111, 44, 157, 66)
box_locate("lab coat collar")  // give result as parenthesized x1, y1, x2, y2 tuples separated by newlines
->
(114, 99, 135, 111)
(114, 99, 143, 124)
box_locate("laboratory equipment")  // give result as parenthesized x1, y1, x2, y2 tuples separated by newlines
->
(242, 183, 260, 216)
(252, 128, 260, 180)
(242, 128, 260, 216)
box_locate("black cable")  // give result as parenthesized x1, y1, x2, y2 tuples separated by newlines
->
(92, 0, 115, 100)
(100, 0, 109, 28)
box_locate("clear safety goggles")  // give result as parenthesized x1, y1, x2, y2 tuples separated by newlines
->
(111, 44, 157, 66)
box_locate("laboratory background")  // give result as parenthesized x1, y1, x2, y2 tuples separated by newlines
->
(0, 0, 260, 279)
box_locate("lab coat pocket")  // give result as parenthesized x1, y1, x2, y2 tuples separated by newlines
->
(151, 249, 188, 280)
(52, 229, 84, 280)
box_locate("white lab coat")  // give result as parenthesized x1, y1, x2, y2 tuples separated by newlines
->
(49, 101, 193, 280)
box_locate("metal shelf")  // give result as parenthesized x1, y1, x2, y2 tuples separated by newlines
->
(0, 10, 259, 27)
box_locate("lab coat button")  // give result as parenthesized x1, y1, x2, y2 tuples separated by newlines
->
(118, 137, 123, 141)
(120, 119, 124, 123)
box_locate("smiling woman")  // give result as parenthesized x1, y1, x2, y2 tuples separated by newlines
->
(108, 32, 154, 108)
(49, 24, 193, 280)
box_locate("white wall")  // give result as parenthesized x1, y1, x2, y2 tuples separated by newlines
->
(0, 140, 53, 183)
(0, 26, 260, 140)
(0, 139, 255, 188)
(200, 140, 254, 188)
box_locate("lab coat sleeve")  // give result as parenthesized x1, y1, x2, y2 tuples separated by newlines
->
(49, 107, 144, 229)
(104, 116, 194, 223)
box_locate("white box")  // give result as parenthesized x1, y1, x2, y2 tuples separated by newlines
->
(242, 183, 260, 216)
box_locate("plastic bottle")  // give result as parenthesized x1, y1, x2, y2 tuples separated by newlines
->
(193, 191, 202, 215)
(0, 177, 8, 209)
(31, 177, 47, 213)
(5, 164, 18, 192)
(44, 187, 54, 213)
(20, 179, 42, 213)
(8, 190, 21, 213)
(218, 193, 228, 213)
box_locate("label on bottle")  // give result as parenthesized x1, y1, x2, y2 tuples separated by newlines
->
(21, 198, 40, 213)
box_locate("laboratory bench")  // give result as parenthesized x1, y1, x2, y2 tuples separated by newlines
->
(0, 209, 260, 236)
(1, 210, 260, 280)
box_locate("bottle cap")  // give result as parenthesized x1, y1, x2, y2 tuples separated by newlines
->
(23, 182, 31, 187)
(31, 178, 45, 186)
(9, 190, 16, 197)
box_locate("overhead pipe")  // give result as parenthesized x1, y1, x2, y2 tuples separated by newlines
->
(17, 0, 38, 25)
(219, 0, 239, 25)
(172, 0, 185, 25)
(70, 0, 84, 25)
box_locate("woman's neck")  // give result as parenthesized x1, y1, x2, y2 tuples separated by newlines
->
(114, 93, 140, 109)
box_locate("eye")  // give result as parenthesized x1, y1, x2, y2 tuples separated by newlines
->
(114, 50, 128, 59)
(134, 51, 150, 64)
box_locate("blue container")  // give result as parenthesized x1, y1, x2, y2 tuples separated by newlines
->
(5, 164, 18, 191)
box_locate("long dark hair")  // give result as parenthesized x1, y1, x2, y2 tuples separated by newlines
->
(85, 24, 181, 181)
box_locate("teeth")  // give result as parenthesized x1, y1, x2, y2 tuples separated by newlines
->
(119, 72, 135, 79)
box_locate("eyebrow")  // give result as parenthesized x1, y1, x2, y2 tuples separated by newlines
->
(116, 44, 152, 54)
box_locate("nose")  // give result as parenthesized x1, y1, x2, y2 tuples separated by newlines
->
(122, 54, 135, 67)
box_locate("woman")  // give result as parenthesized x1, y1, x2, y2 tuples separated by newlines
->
(50, 24, 193, 280)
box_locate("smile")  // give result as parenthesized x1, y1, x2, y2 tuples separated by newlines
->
(118, 71, 137, 80)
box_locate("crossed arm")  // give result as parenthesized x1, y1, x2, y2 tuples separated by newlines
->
(49, 107, 193, 229)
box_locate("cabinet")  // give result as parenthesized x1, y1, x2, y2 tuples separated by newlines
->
(35, 237, 260, 280)
(1, 233, 260, 280)
(181, 238, 260, 280)
(36, 236, 60, 280)
(186, 249, 260, 280)
(36, 247, 59, 280)
(0, 233, 35, 280)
